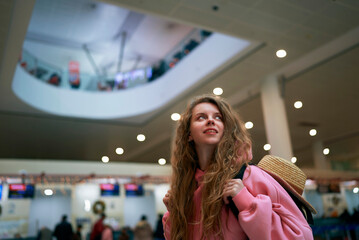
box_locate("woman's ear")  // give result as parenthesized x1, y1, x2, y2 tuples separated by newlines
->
(188, 133, 193, 142)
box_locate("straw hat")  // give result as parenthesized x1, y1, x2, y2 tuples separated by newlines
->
(257, 155, 317, 214)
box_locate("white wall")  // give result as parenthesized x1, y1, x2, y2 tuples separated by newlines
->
(0, 185, 32, 238)
(73, 183, 124, 237)
(345, 189, 359, 215)
(27, 188, 72, 236)
(123, 191, 157, 229)
(154, 184, 170, 214)
(0, 181, 169, 237)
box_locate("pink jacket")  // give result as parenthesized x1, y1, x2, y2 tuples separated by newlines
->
(163, 166, 313, 239)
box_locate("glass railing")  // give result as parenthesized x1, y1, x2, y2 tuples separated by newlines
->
(20, 49, 63, 86)
(94, 66, 153, 92)
(19, 50, 97, 90)
(18, 29, 212, 92)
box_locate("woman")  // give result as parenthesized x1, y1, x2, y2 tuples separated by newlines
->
(162, 94, 313, 239)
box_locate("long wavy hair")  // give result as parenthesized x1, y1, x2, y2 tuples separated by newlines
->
(168, 94, 252, 240)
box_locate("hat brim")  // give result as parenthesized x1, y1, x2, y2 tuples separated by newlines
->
(260, 168, 317, 214)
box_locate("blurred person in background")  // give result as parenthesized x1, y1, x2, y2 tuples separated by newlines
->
(101, 219, 113, 240)
(73, 224, 82, 240)
(134, 215, 152, 240)
(118, 227, 130, 240)
(153, 214, 165, 240)
(53, 215, 73, 240)
(36, 226, 52, 240)
(90, 213, 106, 240)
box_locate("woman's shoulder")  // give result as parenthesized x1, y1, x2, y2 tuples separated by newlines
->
(244, 165, 272, 181)
(242, 165, 284, 196)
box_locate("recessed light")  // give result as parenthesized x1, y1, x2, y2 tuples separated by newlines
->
(276, 49, 287, 58)
(245, 121, 254, 129)
(44, 189, 53, 196)
(354, 187, 359, 194)
(137, 134, 146, 142)
(213, 87, 223, 96)
(294, 101, 303, 109)
(171, 113, 181, 121)
(263, 144, 271, 151)
(291, 157, 297, 163)
(323, 148, 330, 155)
(309, 129, 317, 136)
(115, 148, 124, 155)
(158, 158, 166, 165)
(102, 156, 109, 163)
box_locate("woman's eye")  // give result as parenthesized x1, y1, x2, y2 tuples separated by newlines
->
(198, 116, 205, 120)
(215, 116, 222, 120)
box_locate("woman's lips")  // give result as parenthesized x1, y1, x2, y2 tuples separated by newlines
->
(204, 128, 217, 134)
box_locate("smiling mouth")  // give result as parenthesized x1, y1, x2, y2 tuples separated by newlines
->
(204, 129, 217, 133)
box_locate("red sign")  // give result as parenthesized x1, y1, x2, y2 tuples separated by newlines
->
(69, 61, 80, 87)
(100, 184, 114, 190)
(9, 184, 26, 191)
(125, 184, 138, 191)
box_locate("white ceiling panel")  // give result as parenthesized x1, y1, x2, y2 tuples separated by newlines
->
(28, 0, 130, 43)
(180, 0, 252, 23)
(282, 0, 333, 13)
(337, 0, 359, 9)
(238, 9, 293, 35)
(322, 3, 359, 24)
(302, 13, 354, 37)
(282, 25, 334, 48)
(254, 0, 313, 26)
(227, 0, 263, 8)
(171, 5, 230, 31)
(127, 15, 193, 59)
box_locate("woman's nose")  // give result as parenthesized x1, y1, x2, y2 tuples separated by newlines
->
(207, 119, 214, 125)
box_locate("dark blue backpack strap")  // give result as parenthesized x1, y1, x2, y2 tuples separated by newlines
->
(228, 164, 247, 219)
(234, 164, 247, 180)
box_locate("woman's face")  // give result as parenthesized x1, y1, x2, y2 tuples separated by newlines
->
(189, 102, 224, 147)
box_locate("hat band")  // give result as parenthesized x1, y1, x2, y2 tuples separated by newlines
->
(290, 183, 303, 195)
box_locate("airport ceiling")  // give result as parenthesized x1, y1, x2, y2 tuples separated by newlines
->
(0, 0, 358, 174)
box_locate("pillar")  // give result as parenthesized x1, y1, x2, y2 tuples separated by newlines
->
(313, 141, 330, 170)
(260, 75, 293, 160)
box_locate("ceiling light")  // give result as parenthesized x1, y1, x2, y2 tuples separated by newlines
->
(171, 113, 181, 121)
(158, 158, 166, 165)
(44, 189, 53, 196)
(245, 121, 254, 129)
(354, 187, 359, 194)
(263, 144, 271, 151)
(291, 157, 297, 163)
(213, 87, 223, 96)
(323, 148, 330, 155)
(115, 147, 124, 155)
(294, 101, 303, 109)
(101, 156, 109, 163)
(309, 129, 317, 136)
(276, 49, 287, 58)
(137, 134, 146, 142)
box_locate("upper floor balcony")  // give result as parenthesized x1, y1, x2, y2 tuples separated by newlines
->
(13, 29, 254, 120)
